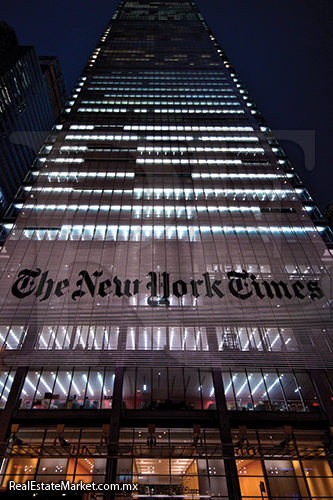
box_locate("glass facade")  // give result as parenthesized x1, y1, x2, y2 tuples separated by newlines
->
(0, 1, 333, 498)
(18, 368, 114, 410)
(123, 367, 215, 409)
(0, 426, 333, 498)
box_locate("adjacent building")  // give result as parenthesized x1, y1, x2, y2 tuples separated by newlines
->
(0, 21, 66, 216)
(39, 56, 66, 120)
(0, 1, 333, 498)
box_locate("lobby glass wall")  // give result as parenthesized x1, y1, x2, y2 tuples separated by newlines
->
(0, 428, 107, 488)
(233, 428, 333, 498)
(1, 426, 333, 498)
(236, 459, 333, 499)
(118, 427, 228, 497)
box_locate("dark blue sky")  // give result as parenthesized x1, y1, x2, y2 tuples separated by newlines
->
(2, 0, 333, 213)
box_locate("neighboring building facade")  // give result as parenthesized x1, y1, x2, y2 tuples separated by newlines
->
(39, 56, 66, 120)
(0, 21, 66, 216)
(0, 1, 333, 499)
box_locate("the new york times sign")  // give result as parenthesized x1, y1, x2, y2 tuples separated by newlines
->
(11, 268, 324, 306)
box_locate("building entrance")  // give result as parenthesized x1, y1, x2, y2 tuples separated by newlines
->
(123, 457, 204, 497)
(117, 427, 228, 498)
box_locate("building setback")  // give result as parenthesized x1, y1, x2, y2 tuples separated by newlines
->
(0, 21, 66, 216)
(0, 1, 333, 498)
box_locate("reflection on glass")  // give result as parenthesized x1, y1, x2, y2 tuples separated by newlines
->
(20, 370, 41, 409)
(200, 371, 216, 409)
(295, 372, 319, 412)
(280, 373, 305, 411)
(265, 460, 301, 498)
(222, 371, 236, 410)
(232, 372, 251, 411)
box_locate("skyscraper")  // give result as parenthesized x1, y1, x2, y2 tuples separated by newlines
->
(0, 21, 66, 216)
(0, 1, 333, 498)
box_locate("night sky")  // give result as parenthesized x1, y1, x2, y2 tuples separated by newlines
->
(2, 0, 333, 213)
